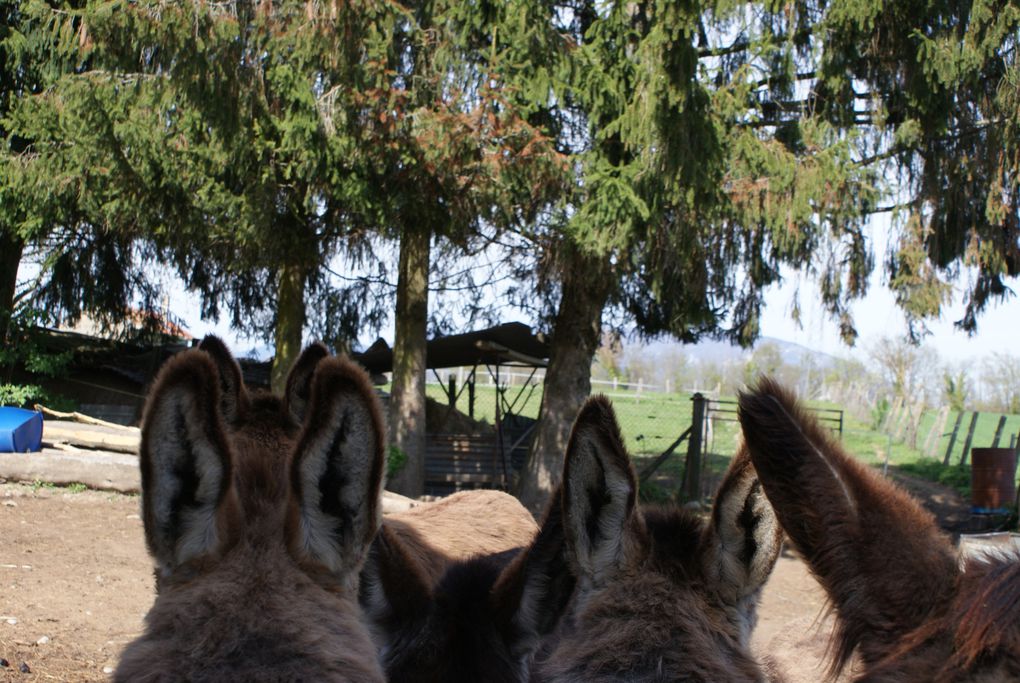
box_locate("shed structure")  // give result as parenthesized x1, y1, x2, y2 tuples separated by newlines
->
(354, 322, 549, 496)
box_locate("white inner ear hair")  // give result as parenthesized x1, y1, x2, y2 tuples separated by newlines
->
(568, 429, 632, 584)
(148, 387, 225, 573)
(711, 473, 765, 593)
(298, 392, 380, 577)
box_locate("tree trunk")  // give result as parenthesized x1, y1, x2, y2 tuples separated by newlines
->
(518, 249, 613, 514)
(387, 229, 431, 497)
(270, 263, 306, 394)
(0, 227, 25, 343)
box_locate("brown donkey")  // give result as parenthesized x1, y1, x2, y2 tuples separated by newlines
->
(738, 377, 1020, 682)
(116, 337, 385, 682)
(361, 486, 572, 682)
(532, 396, 783, 682)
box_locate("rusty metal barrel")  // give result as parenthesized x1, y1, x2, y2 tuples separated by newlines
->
(970, 447, 1018, 514)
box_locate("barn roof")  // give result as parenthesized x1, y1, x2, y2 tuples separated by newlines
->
(352, 322, 549, 374)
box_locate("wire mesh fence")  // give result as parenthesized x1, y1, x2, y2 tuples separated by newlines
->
(413, 370, 1020, 507)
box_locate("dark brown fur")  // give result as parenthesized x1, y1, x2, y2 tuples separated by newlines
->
(117, 337, 385, 682)
(534, 396, 783, 682)
(361, 490, 573, 682)
(739, 377, 1020, 682)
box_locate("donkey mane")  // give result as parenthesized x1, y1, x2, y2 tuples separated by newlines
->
(739, 377, 1020, 682)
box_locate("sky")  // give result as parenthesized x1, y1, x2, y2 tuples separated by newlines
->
(17, 212, 1018, 365)
(757, 213, 1019, 364)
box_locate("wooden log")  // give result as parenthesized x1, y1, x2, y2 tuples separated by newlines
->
(42, 423, 140, 455)
(33, 404, 139, 432)
(0, 448, 140, 493)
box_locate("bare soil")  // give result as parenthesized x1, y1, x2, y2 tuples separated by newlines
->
(0, 484, 149, 682)
(0, 471, 973, 682)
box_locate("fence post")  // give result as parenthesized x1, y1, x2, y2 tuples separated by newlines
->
(924, 406, 949, 458)
(959, 412, 981, 466)
(943, 411, 965, 466)
(448, 375, 457, 409)
(684, 393, 706, 503)
(884, 396, 903, 432)
(894, 402, 912, 442)
(907, 402, 926, 448)
(992, 415, 1007, 448)
(468, 379, 476, 419)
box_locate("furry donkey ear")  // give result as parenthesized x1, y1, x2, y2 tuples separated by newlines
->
(359, 524, 433, 627)
(289, 356, 385, 581)
(492, 488, 575, 651)
(561, 396, 638, 585)
(140, 350, 235, 576)
(285, 342, 330, 423)
(701, 446, 781, 643)
(738, 376, 958, 671)
(196, 335, 249, 424)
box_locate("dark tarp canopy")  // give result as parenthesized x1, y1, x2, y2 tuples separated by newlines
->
(352, 322, 549, 374)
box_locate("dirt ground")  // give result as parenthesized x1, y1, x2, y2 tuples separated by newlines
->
(0, 485, 148, 682)
(0, 472, 974, 682)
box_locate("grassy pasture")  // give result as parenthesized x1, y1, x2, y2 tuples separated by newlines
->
(410, 378, 1018, 503)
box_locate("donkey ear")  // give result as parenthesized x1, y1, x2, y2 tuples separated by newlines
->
(738, 377, 958, 670)
(289, 356, 386, 581)
(701, 446, 782, 642)
(197, 335, 249, 424)
(359, 524, 433, 627)
(561, 396, 638, 585)
(140, 351, 234, 576)
(492, 487, 575, 650)
(285, 342, 330, 423)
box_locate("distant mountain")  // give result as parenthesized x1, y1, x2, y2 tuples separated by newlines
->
(638, 335, 839, 368)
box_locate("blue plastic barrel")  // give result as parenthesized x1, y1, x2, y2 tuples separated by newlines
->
(0, 407, 44, 453)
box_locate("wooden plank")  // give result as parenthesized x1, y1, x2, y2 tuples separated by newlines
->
(43, 423, 140, 455)
(425, 473, 496, 484)
(424, 432, 501, 489)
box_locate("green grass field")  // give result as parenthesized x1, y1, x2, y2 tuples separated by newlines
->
(411, 379, 1018, 504)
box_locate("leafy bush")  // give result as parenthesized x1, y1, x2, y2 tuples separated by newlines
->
(1, 307, 72, 407)
(0, 383, 46, 407)
(897, 459, 973, 498)
(387, 445, 408, 480)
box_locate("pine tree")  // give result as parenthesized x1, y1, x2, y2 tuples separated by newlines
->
(518, 0, 1018, 508)
(1, 1, 97, 341)
(369, 0, 569, 496)
(8, 0, 404, 388)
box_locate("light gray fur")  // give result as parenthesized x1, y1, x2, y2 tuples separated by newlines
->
(145, 385, 227, 576)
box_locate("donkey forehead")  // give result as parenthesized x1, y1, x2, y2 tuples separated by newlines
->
(213, 395, 303, 521)
(642, 506, 708, 575)
(231, 395, 300, 462)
